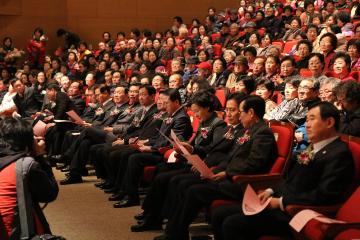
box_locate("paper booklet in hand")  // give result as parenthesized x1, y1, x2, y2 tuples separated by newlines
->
(242, 184, 272, 216)
(182, 154, 214, 179)
(289, 209, 346, 232)
(33, 120, 47, 137)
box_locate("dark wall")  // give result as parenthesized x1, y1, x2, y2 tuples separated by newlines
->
(0, 0, 238, 55)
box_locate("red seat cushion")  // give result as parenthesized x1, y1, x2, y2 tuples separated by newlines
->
(303, 218, 329, 240)
(215, 89, 226, 108)
(210, 200, 239, 211)
(347, 139, 360, 183)
(336, 187, 360, 222)
(143, 166, 156, 183)
(335, 229, 360, 240)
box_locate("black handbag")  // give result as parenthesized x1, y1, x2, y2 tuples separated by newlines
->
(16, 157, 66, 240)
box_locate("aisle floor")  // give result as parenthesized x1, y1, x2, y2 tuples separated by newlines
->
(44, 170, 161, 240)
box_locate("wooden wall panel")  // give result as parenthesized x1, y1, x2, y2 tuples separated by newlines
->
(0, 0, 237, 57)
(0, 0, 22, 15)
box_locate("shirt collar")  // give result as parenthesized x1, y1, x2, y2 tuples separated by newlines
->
(313, 136, 338, 154)
(171, 105, 184, 117)
(143, 103, 155, 112)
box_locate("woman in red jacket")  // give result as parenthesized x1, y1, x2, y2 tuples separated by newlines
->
(26, 27, 47, 69)
(0, 117, 58, 239)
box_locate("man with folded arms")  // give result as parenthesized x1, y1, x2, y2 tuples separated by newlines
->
(211, 102, 354, 240)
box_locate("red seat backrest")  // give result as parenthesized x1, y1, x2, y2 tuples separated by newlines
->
(211, 33, 221, 43)
(272, 41, 284, 51)
(336, 187, 360, 222)
(347, 137, 360, 183)
(187, 109, 200, 141)
(341, 135, 360, 183)
(283, 40, 297, 54)
(300, 69, 313, 77)
(269, 122, 294, 174)
(213, 44, 222, 59)
(271, 91, 283, 105)
(215, 89, 226, 108)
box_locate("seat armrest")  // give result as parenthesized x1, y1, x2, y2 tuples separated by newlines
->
(326, 223, 360, 239)
(232, 173, 283, 182)
(231, 174, 283, 191)
(285, 204, 341, 217)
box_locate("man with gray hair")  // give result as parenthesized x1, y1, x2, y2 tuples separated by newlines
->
(283, 78, 321, 126)
(60, 75, 71, 93)
(168, 74, 186, 104)
(319, 77, 340, 103)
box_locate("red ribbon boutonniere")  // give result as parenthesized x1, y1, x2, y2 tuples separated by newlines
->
(110, 108, 120, 116)
(164, 117, 173, 124)
(153, 112, 162, 120)
(297, 145, 314, 165)
(236, 130, 250, 145)
(200, 127, 210, 139)
(95, 108, 104, 116)
(224, 127, 234, 140)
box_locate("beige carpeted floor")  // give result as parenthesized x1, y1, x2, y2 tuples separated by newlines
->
(44, 170, 162, 240)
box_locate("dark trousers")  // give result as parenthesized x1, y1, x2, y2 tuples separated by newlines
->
(69, 127, 109, 176)
(141, 162, 188, 222)
(162, 172, 205, 219)
(211, 204, 291, 240)
(109, 146, 140, 190)
(90, 143, 110, 179)
(120, 152, 164, 198)
(45, 122, 75, 155)
(165, 180, 244, 240)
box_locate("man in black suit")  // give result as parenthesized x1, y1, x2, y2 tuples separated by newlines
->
(12, 78, 41, 119)
(68, 81, 86, 115)
(153, 95, 278, 240)
(56, 85, 114, 170)
(41, 83, 79, 155)
(334, 80, 360, 137)
(92, 85, 164, 190)
(131, 93, 245, 232)
(211, 102, 354, 240)
(112, 89, 193, 208)
(60, 85, 132, 184)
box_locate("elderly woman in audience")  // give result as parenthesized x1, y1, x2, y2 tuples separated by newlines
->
(208, 58, 228, 88)
(347, 39, 360, 70)
(334, 80, 360, 137)
(319, 32, 337, 71)
(222, 49, 236, 70)
(328, 52, 355, 81)
(255, 78, 277, 115)
(283, 17, 302, 41)
(257, 33, 273, 56)
(264, 55, 280, 81)
(159, 37, 180, 61)
(296, 40, 313, 70)
(273, 56, 298, 94)
(234, 75, 256, 95)
(198, 49, 211, 63)
(265, 78, 300, 120)
(307, 52, 328, 83)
